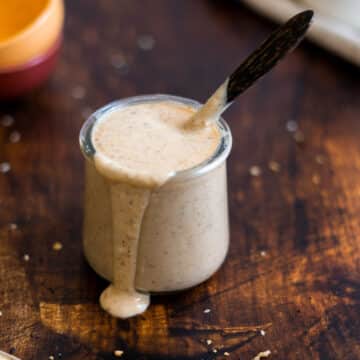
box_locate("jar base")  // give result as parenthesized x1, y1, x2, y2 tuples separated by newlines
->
(84, 247, 229, 296)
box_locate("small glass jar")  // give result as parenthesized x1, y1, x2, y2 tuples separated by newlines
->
(79, 94, 232, 294)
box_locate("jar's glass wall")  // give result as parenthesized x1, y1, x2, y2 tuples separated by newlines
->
(80, 94, 233, 293)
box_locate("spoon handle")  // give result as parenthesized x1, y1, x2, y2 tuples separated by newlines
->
(227, 10, 313, 103)
(186, 10, 314, 129)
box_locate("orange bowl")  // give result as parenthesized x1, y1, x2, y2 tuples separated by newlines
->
(0, 0, 64, 69)
(0, 36, 62, 100)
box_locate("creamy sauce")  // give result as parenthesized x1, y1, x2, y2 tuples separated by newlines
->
(93, 101, 220, 187)
(91, 101, 221, 318)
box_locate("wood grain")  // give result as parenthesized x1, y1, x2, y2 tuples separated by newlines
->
(1, 0, 360, 359)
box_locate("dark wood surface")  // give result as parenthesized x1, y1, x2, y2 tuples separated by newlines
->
(1, 1, 360, 359)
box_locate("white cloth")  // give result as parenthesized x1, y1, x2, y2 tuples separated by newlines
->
(301, 0, 360, 29)
(0, 351, 21, 360)
(242, 0, 360, 66)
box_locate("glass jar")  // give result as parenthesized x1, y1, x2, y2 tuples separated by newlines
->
(79, 94, 232, 294)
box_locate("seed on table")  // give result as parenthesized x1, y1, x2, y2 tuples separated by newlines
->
(315, 154, 325, 165)
(286, 120, 298, 133)
(1, 115, 14, 127)
(203, 308, 211, 314)
(48, 356, 55, 360)
(212, 348, 218, 353)
(23, 254, 30, 262)
(293, 130, 305, 144)
(0, 162, 11, 173)
(236, 191, 245, 202)
(253, 350, 271, 360)
(137, 35, 155, 51)
(52, 242, 63, 251)
(111, 53, 128, 69)
(260, 329, 266, 336)
(224, 352, 230, 356)
(249, 166, 262, 177)
(206, 339, 213, 345)
(268, 161, 280, 173)
(114, 350, 124, 357)
(260, 251, 267, 257)
(9, 131, 21, 143)
(9, 223, 18, 230)
(71, 86, 86, 100)
(312, 174, 321, 185)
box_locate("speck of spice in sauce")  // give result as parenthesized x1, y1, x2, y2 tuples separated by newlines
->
(260, 329, 266, 336)
(212, 349, 218, 354)
(260, 251, 267, 257)
(286, 120, 298, 133)
(114, 350, 124, 357)
(137, 35, 155, 50)
(1, 115, 14, 127)
(71, 86, 86, 100)
(206, 339, 213, 345)
(0, 162, 11, 173)
(23, 254, 30, 262)
(268, 161, 280, 173)
(203, 308, 211, 314)
(53, 242, 63, 251)
(9, 131, 21, 143)
(224, 352, 230, 356)
(48, 356, 55, 360)
(249, 166, 262, 177)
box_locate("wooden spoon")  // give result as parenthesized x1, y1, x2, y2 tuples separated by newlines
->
(186, 10, 314, 129)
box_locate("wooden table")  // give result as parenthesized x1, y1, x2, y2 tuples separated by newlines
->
(1, 1, 360, 359)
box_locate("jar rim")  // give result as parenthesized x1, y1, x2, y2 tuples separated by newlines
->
(79, 94, 232, 181)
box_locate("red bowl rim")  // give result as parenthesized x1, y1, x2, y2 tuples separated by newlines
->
(0, 35, 62, 74)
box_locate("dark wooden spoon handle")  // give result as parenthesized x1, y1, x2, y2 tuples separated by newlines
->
(226, 10, 314, 103)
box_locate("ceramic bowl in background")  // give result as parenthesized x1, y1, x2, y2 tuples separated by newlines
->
(0, 37, 62, 100)
(0, 0, 64, 69)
